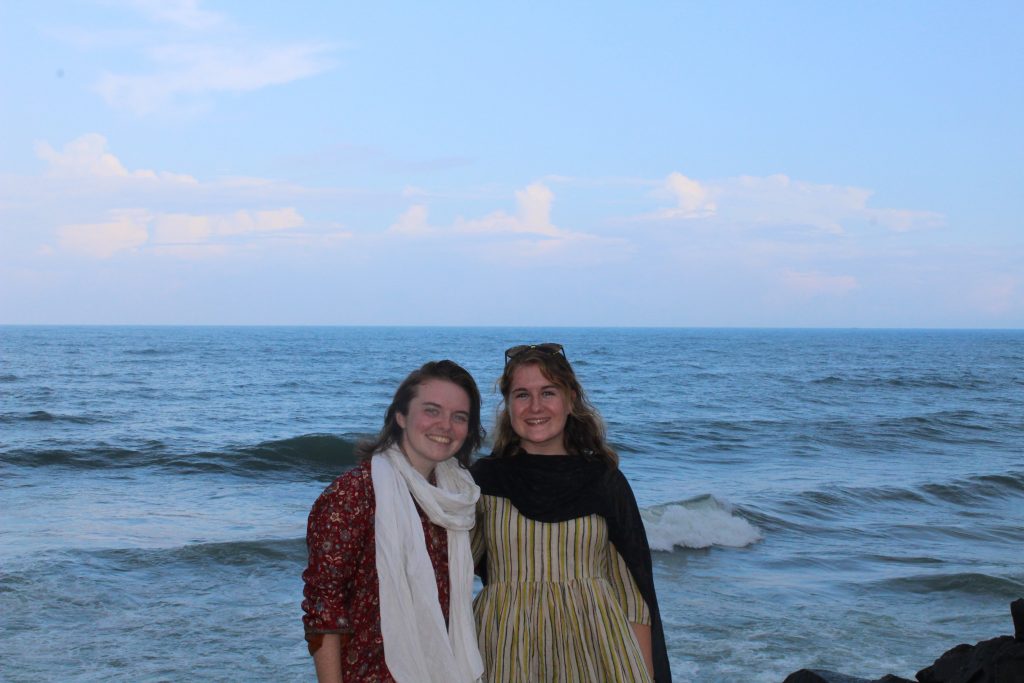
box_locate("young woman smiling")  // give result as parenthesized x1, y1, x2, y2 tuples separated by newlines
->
(470, 344, 671, 683)
(302, 360, 485, 683)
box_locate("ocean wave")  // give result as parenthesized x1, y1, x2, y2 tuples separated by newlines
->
(874, 411, 1002, 445)
(93, 537, 308, 570)
(874, 571, 1024, 598)
(1, 537, 307, 583)
(809, 374, 987, 390)
(124, 348, 167, 356)
(865, 554, 945, 565)
(0, 373, 18, 382)
(642, 495, 763, 551)
(172, 434, 362, 475)
(779, 469, 1024, 518)
(780, 483, 928, 521)
(0, 446, 140, 469)
(0, 410, 104, 424)
(0, 433, 361, 476)
(919, 469, 1024, 503)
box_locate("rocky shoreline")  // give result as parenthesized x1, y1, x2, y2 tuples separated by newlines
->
(783, 599, 1024, 683)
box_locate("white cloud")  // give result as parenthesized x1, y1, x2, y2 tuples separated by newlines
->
(27, 135, 317, 258)
(57, 209, 151, 258)
(118, 0, 225, 30)
(660, 172, 717, 218)
(36, 133, 198, 183)
(213, 208, 305, 236)
(36, 134, 131, 178)
(865, 207, 946, 232)
(781, 269, 859, 297)
(385, 183, 631, 266)
(96, 42, 336, 115)
(388, 205, 432, 236)
(59, 206, 309, 257)
(454, 183, 562, 237)
(62, 1, 339, 115)
(391, 183, 565, 238)
(152, 213, 212, 243)
(515, 183, 557, 233)
(642, 172, 944, 235)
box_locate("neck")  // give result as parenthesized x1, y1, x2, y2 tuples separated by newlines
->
(399, 445, 437, 479)
(413, 462, 436, 479)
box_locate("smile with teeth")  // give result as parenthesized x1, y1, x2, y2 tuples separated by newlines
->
(525, 418, 548, 425)
(426, 434, 452, 445)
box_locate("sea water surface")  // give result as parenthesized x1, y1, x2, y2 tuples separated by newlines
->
(1, 326, 1022, 682)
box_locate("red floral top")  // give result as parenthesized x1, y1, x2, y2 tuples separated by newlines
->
(302, 459, 451, 682)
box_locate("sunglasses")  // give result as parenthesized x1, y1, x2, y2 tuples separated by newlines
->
(504, 343, 566, 366)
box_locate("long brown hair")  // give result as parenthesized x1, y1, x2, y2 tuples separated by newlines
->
(491, 347, 617, 466)
(356, 359, 484, 468)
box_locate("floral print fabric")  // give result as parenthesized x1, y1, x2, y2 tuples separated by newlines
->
(302, 459, 451, 682)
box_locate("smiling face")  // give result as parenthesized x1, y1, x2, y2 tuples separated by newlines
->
(395, 378, 471, 477)
(507, 362, 573, 455)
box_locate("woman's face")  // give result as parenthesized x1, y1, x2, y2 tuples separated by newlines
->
(507, 363, 573, 455)
(396, 379, 471, 477)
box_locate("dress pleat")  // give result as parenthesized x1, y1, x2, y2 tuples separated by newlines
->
(474, 495, 652, 683)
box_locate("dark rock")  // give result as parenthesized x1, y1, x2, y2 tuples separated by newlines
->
(784, 601, 1024, 683)
(782, 670, 914, 683)
(783, 670, 868, 683)
(915, 635, 1024, 683)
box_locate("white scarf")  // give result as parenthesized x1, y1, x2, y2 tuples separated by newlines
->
(371, 445, 483, 683)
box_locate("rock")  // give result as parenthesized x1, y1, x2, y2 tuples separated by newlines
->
(783, 601, 1024, 683)
(782, 670, 914, 683)
(915, 635, 1024, 683)
(783, 670, 867, 683)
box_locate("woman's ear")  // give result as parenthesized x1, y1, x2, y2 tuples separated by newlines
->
(396, 412, 406, 430)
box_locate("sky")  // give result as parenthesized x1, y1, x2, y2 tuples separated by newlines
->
(1, 1, 1021, 327)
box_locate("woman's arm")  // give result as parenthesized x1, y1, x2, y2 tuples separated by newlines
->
(312, 633, 343, 683)
(630, 622, 654, 679)
(302, 468, 372, 680)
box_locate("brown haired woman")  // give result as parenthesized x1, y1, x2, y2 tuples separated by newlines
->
(302, 360, 485, 683)
(470, 344, 671, 682)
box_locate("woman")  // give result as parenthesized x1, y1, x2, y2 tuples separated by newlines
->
(471, 344, 671, 682)
(302, 360, 485, 683)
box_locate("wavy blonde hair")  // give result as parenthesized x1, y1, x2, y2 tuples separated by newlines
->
(491, 348, 617, 466)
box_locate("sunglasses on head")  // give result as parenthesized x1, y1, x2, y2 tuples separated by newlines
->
(504, 343, 566, 366)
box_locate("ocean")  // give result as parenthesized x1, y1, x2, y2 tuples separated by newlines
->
(1, 326, 1022, 682)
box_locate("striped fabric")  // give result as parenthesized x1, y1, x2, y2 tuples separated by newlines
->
(473, 494, 652, 683)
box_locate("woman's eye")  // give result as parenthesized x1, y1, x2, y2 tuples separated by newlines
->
(453, 414, 468, 424)
(425, 407, 439, 415)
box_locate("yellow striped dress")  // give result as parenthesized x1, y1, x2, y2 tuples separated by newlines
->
(472, 494, 653, 683)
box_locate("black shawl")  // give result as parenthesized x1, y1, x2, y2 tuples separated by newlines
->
(470, 452, 672, 683)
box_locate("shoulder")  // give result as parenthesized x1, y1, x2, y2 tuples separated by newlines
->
(599, 464, 638, 500)
(310, 460, 375, 519)
(469, 453, 503, 482)
(470, 452, 500, 470)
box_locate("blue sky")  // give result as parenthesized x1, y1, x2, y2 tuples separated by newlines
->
(1, 1, 1021, 326)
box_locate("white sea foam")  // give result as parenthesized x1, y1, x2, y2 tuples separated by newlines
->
(641, 494, 762, 551)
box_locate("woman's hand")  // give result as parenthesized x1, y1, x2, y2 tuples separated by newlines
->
(631, 622, 654, 680)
